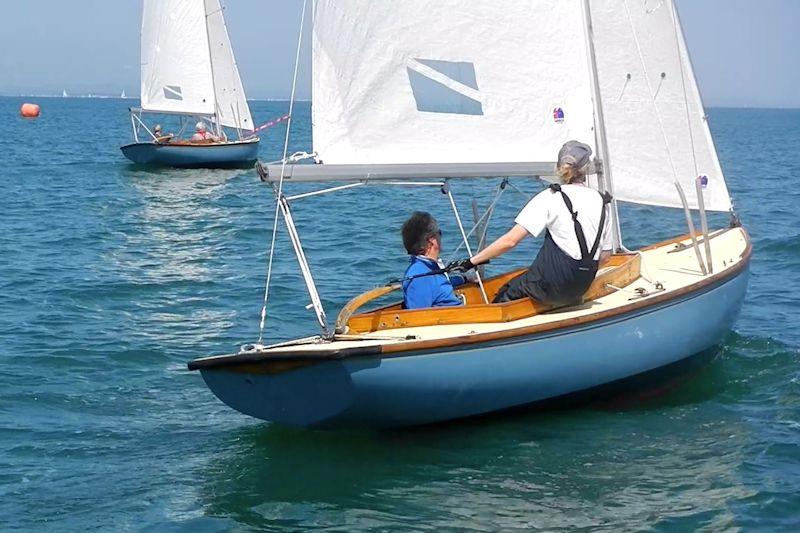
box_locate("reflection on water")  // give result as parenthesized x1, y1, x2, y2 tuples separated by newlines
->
(122, 169, 241, 282)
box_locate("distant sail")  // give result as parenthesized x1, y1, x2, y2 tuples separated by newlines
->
(140, 0, 253, 130)
(120, 89, 126, 99)
(62, 89, 68, 98)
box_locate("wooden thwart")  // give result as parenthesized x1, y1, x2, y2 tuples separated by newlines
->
(339, 253, 641, 334)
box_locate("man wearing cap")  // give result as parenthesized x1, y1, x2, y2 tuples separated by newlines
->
(449, 140, 612, 306)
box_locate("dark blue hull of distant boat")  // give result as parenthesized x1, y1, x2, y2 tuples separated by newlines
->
(120, 139, 259, 168)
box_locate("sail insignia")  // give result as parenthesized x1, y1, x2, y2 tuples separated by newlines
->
(407, 58, 483, 116)
(163, 85, 183, 101)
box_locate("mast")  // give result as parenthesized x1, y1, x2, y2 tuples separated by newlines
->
(203, 1, 222, 137)
(581, 0, 623, 251)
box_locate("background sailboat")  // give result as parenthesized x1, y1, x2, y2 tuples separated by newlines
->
(121, 0, 259, 168)
(189, 0, 751, 429)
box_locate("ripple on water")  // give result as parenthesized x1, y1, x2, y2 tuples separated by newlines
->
(1, 100, 799, 530)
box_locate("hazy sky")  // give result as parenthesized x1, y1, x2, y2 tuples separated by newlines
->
(1, 0, 798, 108)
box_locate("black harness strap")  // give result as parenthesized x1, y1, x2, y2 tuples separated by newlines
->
(549, 184, 612, 264)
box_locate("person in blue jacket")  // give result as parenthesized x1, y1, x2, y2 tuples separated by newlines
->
(400, 211, 466, 309)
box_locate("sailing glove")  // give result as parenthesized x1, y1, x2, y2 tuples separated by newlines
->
(446, 258, 477, 273)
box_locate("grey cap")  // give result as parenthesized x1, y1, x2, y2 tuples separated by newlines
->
(557, 140, 592, 170)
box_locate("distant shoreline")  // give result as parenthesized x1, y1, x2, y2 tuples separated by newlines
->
(0, 94, 312, 103)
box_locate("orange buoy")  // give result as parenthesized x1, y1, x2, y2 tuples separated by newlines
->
(20, 103, 40, 118)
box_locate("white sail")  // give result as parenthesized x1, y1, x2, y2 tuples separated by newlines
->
(204, 0, 254, 131)
(311, 0, 596, 166)
(140, 0, 215, 115)
(590, 0, 731, 211)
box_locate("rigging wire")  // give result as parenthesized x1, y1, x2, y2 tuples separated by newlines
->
(257, 0, 309, 345)
(448, 180, 509, 258)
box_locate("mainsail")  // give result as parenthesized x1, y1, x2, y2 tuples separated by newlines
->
(140, 0, 253, 130)
(312, 0, 596, 165)
(297, 0, 731, 212)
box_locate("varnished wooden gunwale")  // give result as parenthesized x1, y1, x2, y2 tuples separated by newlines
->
(378, 229, 751, 356)
(187, 228, 752, 372)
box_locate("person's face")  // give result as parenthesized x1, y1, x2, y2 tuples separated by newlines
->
(426, 229, 442, 257)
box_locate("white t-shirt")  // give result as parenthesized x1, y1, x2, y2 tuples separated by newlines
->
(515, 184, 612, 261)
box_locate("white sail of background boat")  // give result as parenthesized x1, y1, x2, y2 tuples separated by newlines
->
(61, 89, 68, 98)
(121, 0, 259, 168)
(189, 0, 751, 429)
(120, 89, 126, 99)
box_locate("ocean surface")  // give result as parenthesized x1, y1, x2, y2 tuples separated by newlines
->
(0, 97, 798, 531)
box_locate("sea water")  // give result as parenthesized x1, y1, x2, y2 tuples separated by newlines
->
(1, 97, 798, 530)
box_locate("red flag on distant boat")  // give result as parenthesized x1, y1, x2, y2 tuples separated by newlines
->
(246, 114, 290, 137)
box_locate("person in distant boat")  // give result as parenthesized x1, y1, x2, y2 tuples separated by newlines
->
(449, 140, 613, 306)
(400, 212, 467, 309)
(190, 121, 220, 142)
(152, 124, 173, 143)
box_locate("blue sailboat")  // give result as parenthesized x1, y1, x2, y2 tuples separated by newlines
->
(121, 0, 259, 169)
(188, 0, 751, 429)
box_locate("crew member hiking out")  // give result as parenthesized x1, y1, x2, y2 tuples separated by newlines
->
(449, 140, 613, 306)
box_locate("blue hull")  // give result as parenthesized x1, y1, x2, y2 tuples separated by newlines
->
(199, 263, 750, 429)
(120, 139, 259, 168)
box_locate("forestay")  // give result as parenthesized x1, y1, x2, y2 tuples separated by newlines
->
(311, 0, 596, 166)
(141, 0, 215, 116)
(205, 0, 254, 130)
(590, 0, 731, 211)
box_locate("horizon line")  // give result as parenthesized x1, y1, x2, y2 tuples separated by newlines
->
(0, 94, 797, 110)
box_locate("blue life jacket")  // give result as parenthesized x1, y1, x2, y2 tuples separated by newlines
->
(402, 256, 465, 309)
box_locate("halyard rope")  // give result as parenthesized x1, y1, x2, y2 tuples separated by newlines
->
(257, 0, 308, 345)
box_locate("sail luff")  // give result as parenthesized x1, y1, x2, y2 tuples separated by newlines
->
(581, 0, 623, 250)
(202, 0, 222, 135)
